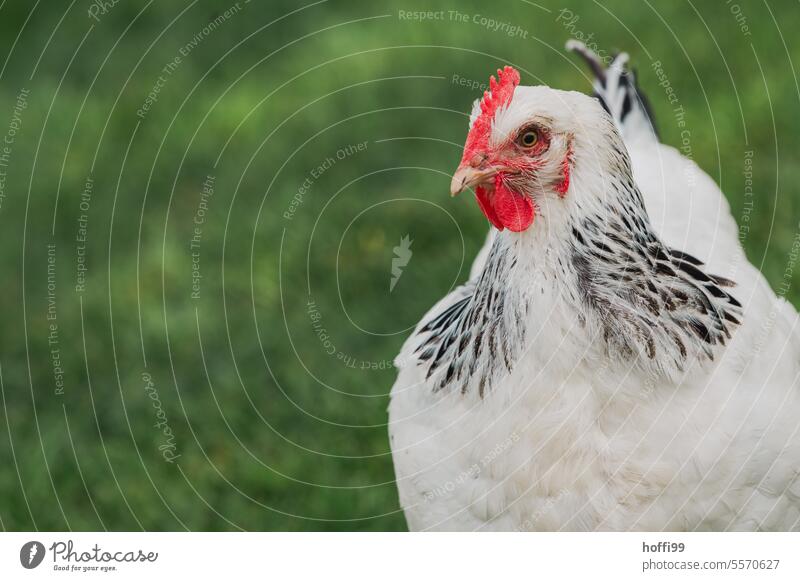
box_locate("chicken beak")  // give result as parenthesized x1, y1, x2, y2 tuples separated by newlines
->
(450, 165, 497, 197)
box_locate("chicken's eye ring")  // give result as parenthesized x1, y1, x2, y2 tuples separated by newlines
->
(519, 130, 538, 148)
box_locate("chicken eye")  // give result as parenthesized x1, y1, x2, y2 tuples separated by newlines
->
(519, 130, 538, 148)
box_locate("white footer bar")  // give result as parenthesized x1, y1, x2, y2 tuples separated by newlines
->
(1, 532, 796, 579)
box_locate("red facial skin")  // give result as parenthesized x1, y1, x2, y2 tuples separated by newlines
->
(554, 140, 573, 197)
(470, 128, 551, 232)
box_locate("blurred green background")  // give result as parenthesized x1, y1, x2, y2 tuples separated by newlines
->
(0, 0, 797, 530)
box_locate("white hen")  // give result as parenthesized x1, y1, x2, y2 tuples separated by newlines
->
(389, 43, 800, 531)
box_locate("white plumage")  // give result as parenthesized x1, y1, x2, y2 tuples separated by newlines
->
(389, 44, 800, 531)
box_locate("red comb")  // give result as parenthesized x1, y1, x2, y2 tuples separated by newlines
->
(461, 66, 520, 163)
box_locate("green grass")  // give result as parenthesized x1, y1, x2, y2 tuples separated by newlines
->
(0, 0, 797, 530)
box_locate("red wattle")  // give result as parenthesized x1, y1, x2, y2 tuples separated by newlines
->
(493, 178, 534, 232)
(473, 174, 534, 232)
(475, 186, 503, 230)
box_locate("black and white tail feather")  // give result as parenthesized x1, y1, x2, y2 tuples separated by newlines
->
(566, 40, 658, 143)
